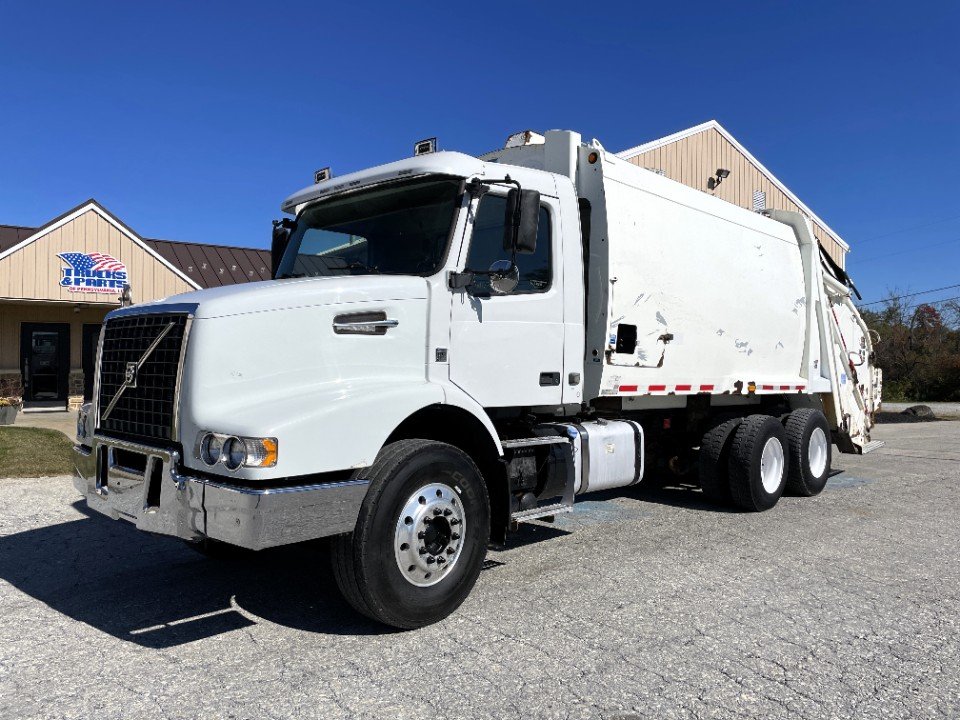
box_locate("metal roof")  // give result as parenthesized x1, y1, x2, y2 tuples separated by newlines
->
(145, 238, 270, 287)
(0, 224, 36, 254)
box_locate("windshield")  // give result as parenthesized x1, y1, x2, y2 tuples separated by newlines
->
(277, 177, 462, 278)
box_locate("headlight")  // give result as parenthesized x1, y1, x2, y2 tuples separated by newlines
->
(223, 437, 245, 470)
(196, 432, 278, 470)
(200, 433, 224, 466)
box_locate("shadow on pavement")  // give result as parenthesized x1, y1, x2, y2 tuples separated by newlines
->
(0, 502, 390, 647)
(501, 521, 571, 548)
(630, 467, 850, 511)
(631, 474, 742, 513)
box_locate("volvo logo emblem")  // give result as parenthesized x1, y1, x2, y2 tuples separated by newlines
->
(124, 362, 138, 388)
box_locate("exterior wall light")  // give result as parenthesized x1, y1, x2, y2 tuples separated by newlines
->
(708, 168, 731, 190)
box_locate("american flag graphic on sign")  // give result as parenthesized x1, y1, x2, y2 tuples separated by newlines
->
(58, 251, 128, 293)
(59, 252, 125, 272)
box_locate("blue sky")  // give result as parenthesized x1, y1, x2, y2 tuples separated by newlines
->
(1, 1, 957, 307)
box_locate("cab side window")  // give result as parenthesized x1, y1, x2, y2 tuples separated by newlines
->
(466, 195, 552, 295)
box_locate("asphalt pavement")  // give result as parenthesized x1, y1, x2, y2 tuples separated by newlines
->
(0, 419, 958, 719)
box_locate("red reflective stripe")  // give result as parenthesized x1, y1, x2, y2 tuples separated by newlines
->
(761, 385, 775, 390)
(796, 385, 805, 391)
(675, 384, 692, 391)
(619, 385, 638, 392)
(699, 384, 714, 391)
(779, 385, 791, 390)
(649, 385, 667, 392)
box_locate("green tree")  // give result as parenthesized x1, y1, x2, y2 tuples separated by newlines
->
(860, 293, 960, 401)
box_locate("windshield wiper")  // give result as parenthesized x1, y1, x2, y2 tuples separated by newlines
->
(344, 260, 381, 275)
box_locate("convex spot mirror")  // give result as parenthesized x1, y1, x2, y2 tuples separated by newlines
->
(848, 350, 866, 367)
(488, 260, 519, 295)
(271, 219, 297, 278)
(502, 188, 540, 255)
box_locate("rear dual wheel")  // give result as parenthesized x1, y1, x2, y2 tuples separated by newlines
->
(728, 415, 789, 511)
(783, 408, 832, 496)
(698, 417, 742, 503)
(700, 409, 832, 511)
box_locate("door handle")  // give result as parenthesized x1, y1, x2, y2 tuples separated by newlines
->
(539, 372, 561, 387)
(332, 318, 399, 335)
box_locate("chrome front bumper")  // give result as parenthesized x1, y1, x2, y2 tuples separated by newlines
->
(73, 435, 369, 550)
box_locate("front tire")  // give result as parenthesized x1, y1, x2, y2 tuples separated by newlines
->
(728, 415, 789, 511)
(331, 439, 490, 629)
(783, 408, 832, 496)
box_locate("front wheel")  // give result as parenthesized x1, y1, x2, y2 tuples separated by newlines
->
(331, 439, 490, 629)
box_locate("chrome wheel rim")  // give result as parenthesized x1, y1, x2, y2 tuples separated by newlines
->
(808, 427, 828, 478)
(760, 437, 785, 494)
(394, 482, 465, 587)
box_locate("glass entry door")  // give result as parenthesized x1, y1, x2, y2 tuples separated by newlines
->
(20, 323, 70, 404)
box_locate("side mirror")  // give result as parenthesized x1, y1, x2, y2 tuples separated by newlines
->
(848, 350, 865, 367)
(271, 219, 296, 278)
(502, 188, 540, 255)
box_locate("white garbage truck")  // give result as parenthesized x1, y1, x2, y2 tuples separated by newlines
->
(74, 130, 882, 628)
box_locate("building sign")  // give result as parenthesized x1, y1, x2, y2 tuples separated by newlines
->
(58, 252, 128, 294)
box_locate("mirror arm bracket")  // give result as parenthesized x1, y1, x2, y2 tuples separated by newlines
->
(468, 175, 522, 194)
(448, 270, 475, 290)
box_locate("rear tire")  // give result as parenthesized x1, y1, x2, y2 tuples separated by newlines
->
(783, 408, 832, 496)
(728, 415, 788, 511)
(331, 439, 490, 629)
(699, 417, 742, 504)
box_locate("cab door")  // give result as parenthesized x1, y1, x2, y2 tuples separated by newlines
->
(448, 190, 565, 408)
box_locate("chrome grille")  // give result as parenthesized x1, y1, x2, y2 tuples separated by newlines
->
(97, 313, 188, 442)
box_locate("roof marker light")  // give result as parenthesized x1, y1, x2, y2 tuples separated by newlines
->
(314, 167, 332, 184)
(414, 138, 437, 156)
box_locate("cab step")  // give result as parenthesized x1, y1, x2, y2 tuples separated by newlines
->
(501, 436, 571, 449)
(511, 502, 573, 523)
(861, 440, 885, 454)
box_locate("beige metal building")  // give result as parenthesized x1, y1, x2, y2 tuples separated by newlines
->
(617, 120, 849, 268)
(0, 199, 268, 411)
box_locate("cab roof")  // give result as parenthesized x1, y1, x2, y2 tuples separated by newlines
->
(280, 151, 485, 215)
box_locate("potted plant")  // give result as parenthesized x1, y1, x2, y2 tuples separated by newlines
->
(0, 378, 23, 425)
